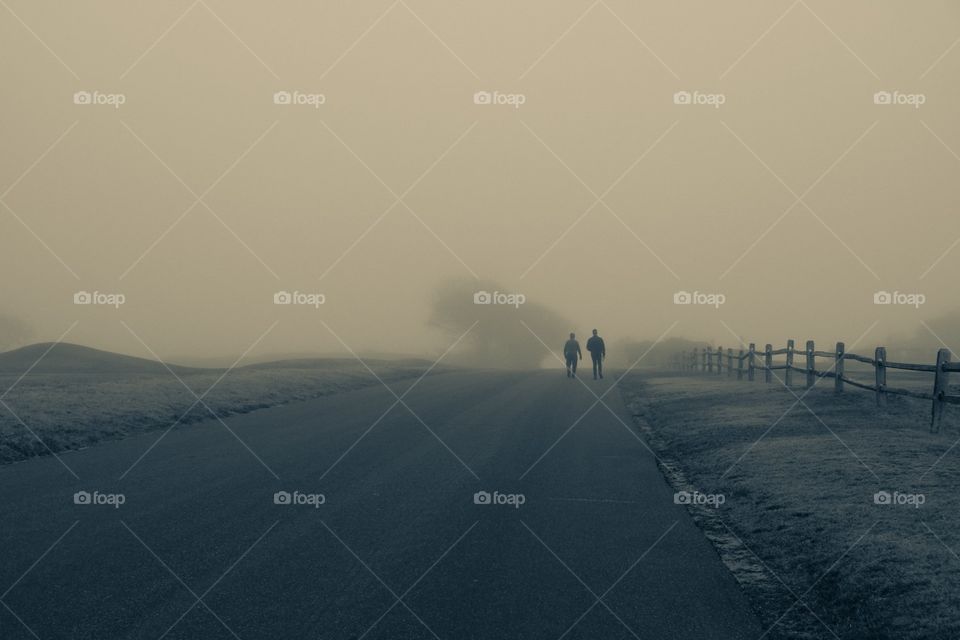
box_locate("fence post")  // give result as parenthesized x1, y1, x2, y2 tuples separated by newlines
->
(707, 347, 713, 373)
(716, 346, 723, 375)
(764, 344, 772, 383)
(835, 342, 845, 393)
(702, 348, 707, 372)
(875, 347, 887, 407)
(727, 348, 733, 377)
(805, 340, 815, 388)
(785, 339, 795, 387)
(737, 349, 744, 380)
(931, 348, 951, 433)
(748, 343, 756, 381)
(692, 348, 698, 373)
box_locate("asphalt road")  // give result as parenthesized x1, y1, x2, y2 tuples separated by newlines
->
(0, 369, 763, 639)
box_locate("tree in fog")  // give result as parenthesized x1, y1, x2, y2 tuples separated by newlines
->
(609, 336, 711, 369)
(0, 313, 34, 352)
(429, 279, 570, 369)
(887, 308, 960, 360)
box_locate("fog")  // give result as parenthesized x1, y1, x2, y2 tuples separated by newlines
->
(2, 1, 958, 366)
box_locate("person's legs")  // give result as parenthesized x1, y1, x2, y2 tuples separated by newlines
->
(597, 355, 603, 378)
(592, 354, 600, 379)
(565, 354, 574, 377)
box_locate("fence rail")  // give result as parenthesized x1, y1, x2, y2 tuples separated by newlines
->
(670, 341, 955, 432)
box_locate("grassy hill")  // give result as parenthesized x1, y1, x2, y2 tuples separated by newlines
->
(0, 342, 201, 375)
(0, 343, 440, 464)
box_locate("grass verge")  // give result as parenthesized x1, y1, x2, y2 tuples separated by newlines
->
(619, 371, 960, 640)
(0, 362, 430, 464)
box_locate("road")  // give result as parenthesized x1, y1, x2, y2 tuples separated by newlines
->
(0, 369, 763, 639)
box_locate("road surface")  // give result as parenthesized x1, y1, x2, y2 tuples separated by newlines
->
(0, 370, 763, 639)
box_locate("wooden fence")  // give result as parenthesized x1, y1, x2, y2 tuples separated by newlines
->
(670, 340, 959, 432)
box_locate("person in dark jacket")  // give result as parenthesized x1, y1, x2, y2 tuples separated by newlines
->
(586, 329, 605, 379)
(563, 333, 582, 378)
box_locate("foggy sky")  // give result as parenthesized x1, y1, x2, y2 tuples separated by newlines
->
(2, 1, 959, 365)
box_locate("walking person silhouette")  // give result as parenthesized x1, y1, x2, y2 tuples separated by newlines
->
(586, 329, 605, 379)
(563, 333, 582, 378)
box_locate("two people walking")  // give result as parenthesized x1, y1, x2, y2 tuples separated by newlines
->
(563, 329, 605, 379)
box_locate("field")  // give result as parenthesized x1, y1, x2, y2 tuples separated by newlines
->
(619, 371, 960, 640)
(0, 360, 430, 464)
